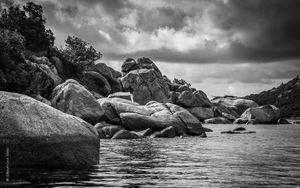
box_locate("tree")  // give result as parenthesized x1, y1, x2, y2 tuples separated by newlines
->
(0, 2, 54, 51)
(60, 35, 102, 75)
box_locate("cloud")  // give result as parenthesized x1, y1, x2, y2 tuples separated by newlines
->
(2, 0, 300, 94)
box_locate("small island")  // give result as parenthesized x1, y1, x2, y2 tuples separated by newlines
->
(0, 1, 299, 187)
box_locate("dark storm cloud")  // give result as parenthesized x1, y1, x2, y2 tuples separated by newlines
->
(211, 0, 300, 62)
(2, 0, 300, 65)
(137, 7, 188, 32)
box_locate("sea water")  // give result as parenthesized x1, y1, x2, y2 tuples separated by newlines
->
(1, 124, 299, 187)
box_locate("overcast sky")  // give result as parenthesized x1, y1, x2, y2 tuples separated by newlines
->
(2, 0, 300, 97)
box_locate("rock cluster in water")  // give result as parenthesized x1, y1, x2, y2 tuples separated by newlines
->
(0, 55, 286, 168)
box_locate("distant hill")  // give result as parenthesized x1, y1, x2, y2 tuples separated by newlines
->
(244, 75, 300, 118)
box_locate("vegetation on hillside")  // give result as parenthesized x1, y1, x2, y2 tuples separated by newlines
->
(245, 75, 300, 118)
(0, 2, 103, 96)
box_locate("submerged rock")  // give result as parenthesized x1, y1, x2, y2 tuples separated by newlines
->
(132, 128, 153, 137)
(0, 91, 99, 168)
(51, 79, 104, 124)
(205, 117, 232, 124)
(111, 130, 139, 139)
(150, 126, 176, 138)
(277, 118, 291, 124)
(233, 127, 246, 131)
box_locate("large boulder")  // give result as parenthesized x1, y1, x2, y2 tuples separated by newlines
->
(176, 90, 211, 108)
(98, 98, 144, 124)
(212, 103, 240, 120)
(82, 71, 111, 97)
(0, 91, 99, 168)
(121, 68, 170, 105)
(30, 56, 63, 87)
(121, 57, 161, 75)
(204, 117, 232, 124)
(121, 58, 139, 74)
(240, 105, 280, 124)
(51, 79, 104, 124)
(87, 63, 122, 93)
(119, 102, 187, 135)
(187, 107, 214, 122)
(212, 96, 258, 115)
(102, 125, 124, 139)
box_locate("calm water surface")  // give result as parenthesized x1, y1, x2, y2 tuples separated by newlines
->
(1, 124, 300, 187)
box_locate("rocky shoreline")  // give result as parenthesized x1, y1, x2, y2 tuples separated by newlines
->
(1, 55, 292, 168)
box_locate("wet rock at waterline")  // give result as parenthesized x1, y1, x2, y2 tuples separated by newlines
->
(205, 117, 232, 124)
(240, 105, 280, 124)
(111, 130, 139, 139)
(0, 91, 99, 168)
(150, 126, 176, 138)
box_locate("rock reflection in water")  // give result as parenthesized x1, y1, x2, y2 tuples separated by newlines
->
(100, 138, 167, 187)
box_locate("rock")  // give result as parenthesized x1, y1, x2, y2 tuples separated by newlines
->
(221, 130, 241, 134)
(33, 94, 51, 106)
(36, 63, 63, 87)
(108, 92, 132, 101)
(212, 103, 240, 119)
(202, 127, 213, 132)
(233, 118, 248, 124)
(87, 63, 122, 93)
(176, 91, 194, 107)
(98, 97, 145, 124)
(277, 118, 291, 124)
(120, 102, 204, 136)
(24, 60, 55, 98)
(187, 107, 214, 122)
(121, 69, 170, 105)
(200, 132, 207, 137)
(233, 127, 246, 131)
(82, 71, 111, 97)
(102, 125, 124, 139)
(221, 130, 256, 134)
(49, 56, 65, 79)
(0, 91, 99, 168)
(240, 105, 280, 124)
(176, 90, 211, 108)
(112, 130, 139, 139)
(132, 128, 153, 137)
(175, 85, 192, 93)
(94, 123, 106, 139)
(98, 99, 204, 136)
(30, 56, 63, 87)
(212, 96, 258, 115)
(193, 90, 212, 107)
(136, 57, 162, 75)
(51, 79, 104, 124)
(205, 117, 232, 124)
(121, 58, 139, 74)
(166, 103, 204, 135)
(150, 126, 176, 138)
